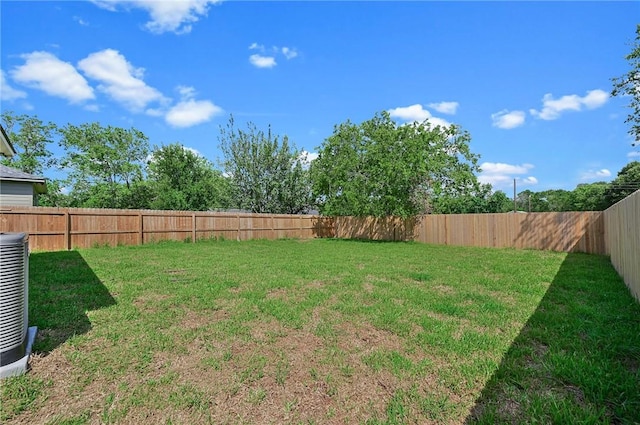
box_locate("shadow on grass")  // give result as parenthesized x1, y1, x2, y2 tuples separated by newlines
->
(28, 251, 116, 354)
(466, 252, 640, 424)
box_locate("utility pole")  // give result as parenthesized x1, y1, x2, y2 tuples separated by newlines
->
(513, 179, 517, 213)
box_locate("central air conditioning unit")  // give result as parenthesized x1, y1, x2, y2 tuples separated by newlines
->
(0, 232, 37, 378)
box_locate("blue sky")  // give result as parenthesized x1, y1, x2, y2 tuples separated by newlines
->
(1, 0, 639, 193)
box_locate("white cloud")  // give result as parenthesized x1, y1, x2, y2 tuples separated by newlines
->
(84, 104, 100, 112)
(580, 168, 612, 181)
(530, 89, 609, 120)
(78, 49, 166, 112)
(281, 47, 298, 60)
(627, 151, 640, 158)
(92, 0, 220, 34)
(165, 100, 223, 127)
(427, 101, 458, 115)
(248, 43, 298, 67)
(300, 150, 318, 162)
(183, 146, 203, 157)
(478, 162, 537, 188)
(298, 150, 318, 170)
(11, 51, 95, 103)
(491, 109, 526, 129)
(388, 104, 451, 128)
(582, 90, 610, 109)
(73, 16, 89, 26)
(176, 85, 196, 99)
(249, 54, 277, 69)
(0, 70, 27, 101)
(164, 85, 223, 128)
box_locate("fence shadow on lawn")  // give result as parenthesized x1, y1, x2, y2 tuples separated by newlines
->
(465, 251, 640, 424)
(28, 251, 116, 354)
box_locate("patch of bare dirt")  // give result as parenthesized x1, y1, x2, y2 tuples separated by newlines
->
(266, 287, 289, 300)
(433, 284, 456, 295)
(497, 398, 522, 423)
(306, 280, 325, 290)
(133, 293, 173, 312)
(179, 309, 229, 331)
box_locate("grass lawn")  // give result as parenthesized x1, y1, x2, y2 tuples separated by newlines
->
(1, 238, 639, 424)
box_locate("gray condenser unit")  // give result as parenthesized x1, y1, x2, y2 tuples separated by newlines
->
(0, 232, 37, 378)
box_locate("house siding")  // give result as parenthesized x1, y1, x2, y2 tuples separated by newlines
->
(0, 181, 35, 206)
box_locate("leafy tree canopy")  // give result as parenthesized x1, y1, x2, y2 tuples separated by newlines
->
(59, 123, 149, 209)
(612, 24, 640, 146)
(311, 111, 482, 217)
(1, 111, 57, 175)
(219, 116, 313, 214)
(147, 143, 231, 211)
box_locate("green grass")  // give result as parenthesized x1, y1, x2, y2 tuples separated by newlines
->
(1, 238, 638, 424)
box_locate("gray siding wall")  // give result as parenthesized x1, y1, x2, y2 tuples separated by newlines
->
(0, 180, 35, 206)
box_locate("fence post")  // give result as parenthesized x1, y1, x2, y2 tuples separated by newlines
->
(237, 213, 240, 241)
(138, 212, 143, 245)
(192, 213, 196, 243)
(65, 210, 71, 251)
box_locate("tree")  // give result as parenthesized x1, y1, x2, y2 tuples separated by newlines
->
(1, 111, 57, 175)
(534, 189, 575, 212)
(147, 143, 231, 211)
(37, 179, 71, 207)
(572, 182, 610, 211)
(605, 161, 640, 205)
(59, 123, 149, 209)
(219, 117, 313, 214)
(311, 111, 482, 217)
(611, 24, 640, 146)
(430, 186, 513, 214)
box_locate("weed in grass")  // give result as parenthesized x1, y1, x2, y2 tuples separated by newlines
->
(324, 374, 338, 397)
(239, 354, 267, 384)
(385, 391, 407, 425)
(247, 387, 267, 405)
(309, 368, 319, 380)
(275, 354, 290, 386)
(47, 410, 92, 425)
(284, 399, 298, 413)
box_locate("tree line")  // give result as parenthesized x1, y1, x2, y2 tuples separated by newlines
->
(2, 110, 638, 216)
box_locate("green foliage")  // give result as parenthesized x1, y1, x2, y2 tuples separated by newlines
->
(513, 161, 640, 212)
(59, 123, 150, 209)
(219, 116, 313, 214)
(0, 111, 57, 175)
(37, 178, 71, 207)
(147, 143, 231, 211)
(605, 160, 640, 205)
(611, 24, 640, 146)
(432, 188, 513, 214)
(572, 182, 610, 211)
(311, 111, 482, 217)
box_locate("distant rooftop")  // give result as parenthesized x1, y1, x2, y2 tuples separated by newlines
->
(0, 164, 47, 194)
(0, 125, 17, 157)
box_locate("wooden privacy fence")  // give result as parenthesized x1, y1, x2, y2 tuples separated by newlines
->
(1, 207, 607, 254)
(0, 207, 335, 251)
(335, 212, 606, 254)
(604, 190, 640, 302)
